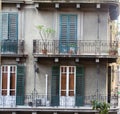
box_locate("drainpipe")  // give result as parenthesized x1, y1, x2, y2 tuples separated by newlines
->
(45, 74, 48, 105)
(96, 58, 100, 99)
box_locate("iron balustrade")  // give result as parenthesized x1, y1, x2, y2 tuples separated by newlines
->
(0, 94, 118, 108)
(32, 0, 119, 3)
(0, 40, 24, 54)
(33, 40, 118, 56)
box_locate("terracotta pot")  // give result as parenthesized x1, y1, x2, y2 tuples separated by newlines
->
(42, 49, 47, 54)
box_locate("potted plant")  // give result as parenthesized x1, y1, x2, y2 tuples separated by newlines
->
(91, 100, 110, 114)
(68, 43, 77, 54)
(109, 47, 118, 55)
(36, 25, 55, 54)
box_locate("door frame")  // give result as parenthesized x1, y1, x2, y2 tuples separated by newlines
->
(59, 66, 76, 106)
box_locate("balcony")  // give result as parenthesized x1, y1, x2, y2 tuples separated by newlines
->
(33, 40, 118, 58)
(33, 0, 119, 3)
(0, 94, 118, 112)
(2, 0, 24, 3)
(1, 40, 25, 57)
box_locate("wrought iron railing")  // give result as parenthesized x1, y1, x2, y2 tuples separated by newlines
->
(33, 40, 118, 56)
(1, 40, 24, 54)
(2, 0, 24, 3)
(0, 94, 118, 108)
(33, 0, 119, 3)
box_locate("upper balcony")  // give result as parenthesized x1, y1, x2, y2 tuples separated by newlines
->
(33, 40, 118, 59)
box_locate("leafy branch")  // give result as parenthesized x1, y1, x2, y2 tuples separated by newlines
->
(91, 100, 110, 114)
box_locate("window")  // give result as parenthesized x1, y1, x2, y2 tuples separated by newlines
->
(1, 65, 16, 96)
(1, 13, 18, 40)
(1, 13, 18, 53)
(59, 14, 77, 53)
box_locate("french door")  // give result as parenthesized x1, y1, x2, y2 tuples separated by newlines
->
(1, 65, 16, 106)
(59, 14, 77, 54)
(60, 66, 75, 106)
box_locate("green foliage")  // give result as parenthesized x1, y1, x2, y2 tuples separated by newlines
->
(36, 25, 55, 41)
(36, 25, 55, 49)
(91, 100, 110, 114)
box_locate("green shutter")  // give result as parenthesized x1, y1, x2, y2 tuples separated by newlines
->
(1, 13, 18, 53)
(60, 14, 77, 53)
(8, 13, 18, 40)
(51, 66, 60, 106)
(2, 13, 8, 40)
(16, 65, 25, 105)
(76, 66, 84, 106)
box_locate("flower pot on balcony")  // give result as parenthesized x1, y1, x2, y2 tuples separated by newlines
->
(69, 50, 74, 54)
(42, 49, 47, 54)
(109, 50, 117, 55)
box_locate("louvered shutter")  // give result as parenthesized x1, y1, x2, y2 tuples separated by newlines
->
(51, 66, 60, 106)
(8, 13, 18, 40)
(75, 66, 84, 106)
(60, 15, 77, 53)
(2, 13, 8, 40)
(60, 15, 68, 53)
(69, 15, 77, 40)
(69, 15, 77, 53)
(1, 13, 8, 52)
(1, 13, 18, 53)
(16, 65, 25, 105)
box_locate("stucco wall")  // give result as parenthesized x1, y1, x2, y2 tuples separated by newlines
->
(83, 12, 108, 40)
(31, 59, 107, 97)
(1, 4, 109, 96)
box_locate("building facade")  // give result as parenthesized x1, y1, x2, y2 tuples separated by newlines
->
(0, 0, 119, 114)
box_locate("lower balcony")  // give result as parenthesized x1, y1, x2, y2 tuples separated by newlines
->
(33, 40, 118, 57)
(0, 94, 118, 111)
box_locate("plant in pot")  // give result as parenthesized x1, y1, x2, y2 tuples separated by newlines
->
(68, 43, 77, 54)
(109, 47, 118, 55)
(91, 100, 110, 114)
(36, 25, 55, 54)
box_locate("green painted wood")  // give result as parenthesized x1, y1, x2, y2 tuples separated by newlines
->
(60, 14, 77, 53)
(76, 66, 84, 106)
(51, 66, 60, 106)
(1, 13, 18, 53)
(16, 65, 25, 105)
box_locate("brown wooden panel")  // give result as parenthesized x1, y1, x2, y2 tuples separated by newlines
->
(2, 73, 7, 89)
(61, 74, 66, 90)
(69, 74, 74, 90)
(2, 90, 7, 95)
(61, 91, 66, 96)
(69, 91, 74, 96)
(10, 73, 15, 89)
